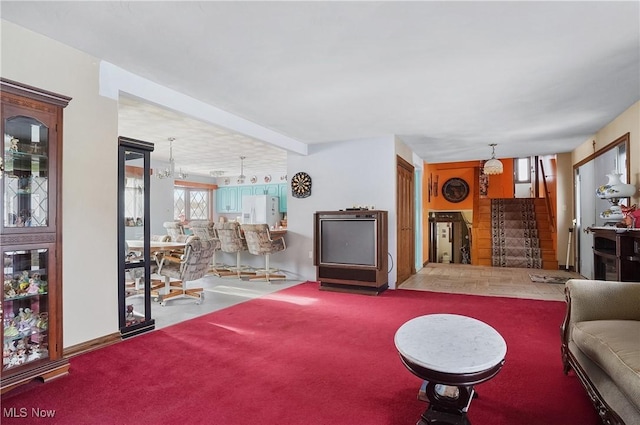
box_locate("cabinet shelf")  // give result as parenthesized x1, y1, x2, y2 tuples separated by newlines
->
(593, 249, 616, 259)
(4, 326, 48, 344)
(4, 291, 48, 302)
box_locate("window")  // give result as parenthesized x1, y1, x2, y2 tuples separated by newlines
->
(515, 157, 531, 183)
(174, 186, 211, 221)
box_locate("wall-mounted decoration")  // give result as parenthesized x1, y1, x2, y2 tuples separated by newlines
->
(479, 164, 488, 197)
(264, 175, 271, 183)
(427, 173, 439, 202)
(442, 177, 469, 203)
(291, 171, 312, 198)
(433, 175, 439, 197)
(250, 175, 257, 184)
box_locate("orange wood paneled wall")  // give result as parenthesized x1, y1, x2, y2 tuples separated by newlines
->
(422, 158, 516, 265)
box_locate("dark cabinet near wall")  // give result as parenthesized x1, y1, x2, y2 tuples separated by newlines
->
(314, 210, 388, 295)
(591, 228, 640, 282)
(1, 79, 71, 393)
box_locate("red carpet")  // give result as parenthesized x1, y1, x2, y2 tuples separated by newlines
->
(2, 282, 598, 425)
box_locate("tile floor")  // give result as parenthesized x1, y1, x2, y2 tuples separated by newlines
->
(132, 264, 583, 330)
(128, 275, 302, 330)
(400, 263, 584, 301)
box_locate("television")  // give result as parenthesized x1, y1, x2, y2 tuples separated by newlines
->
(319, 217, 377, 267)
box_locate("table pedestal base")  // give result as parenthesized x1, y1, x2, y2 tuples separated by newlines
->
(394, 315, 506, 425)
(418, 381, 475, 425)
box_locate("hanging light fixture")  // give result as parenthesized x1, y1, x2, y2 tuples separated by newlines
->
(237, 156, 246, 184)
(483, 143, 503, 175)
(156, 137, 177, 179)
(154, 137, 188, 180)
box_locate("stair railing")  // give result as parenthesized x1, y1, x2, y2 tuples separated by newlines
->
(539, 159, 556, 232)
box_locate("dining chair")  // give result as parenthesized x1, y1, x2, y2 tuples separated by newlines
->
(125, 235, 169, 298)
(163, 221, 184, 240)
(156, 236, 215, 305)
(151, 234, 171, 242)
(189, 221, 233, 277)
(241, 224, 287, 282)
(214, 222, 254, 279)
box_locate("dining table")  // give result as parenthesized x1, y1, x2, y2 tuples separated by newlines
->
(126, 240, 187, 253)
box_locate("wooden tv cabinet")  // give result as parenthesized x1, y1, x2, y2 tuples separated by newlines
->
(314, 210, 388, 295)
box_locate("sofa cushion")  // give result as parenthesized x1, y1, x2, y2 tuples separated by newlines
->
(572, 320, 640, 410)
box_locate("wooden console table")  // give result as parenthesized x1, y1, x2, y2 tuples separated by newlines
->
(589, 227, 640, 282)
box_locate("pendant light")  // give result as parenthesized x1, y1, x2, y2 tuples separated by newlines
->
(237, 156, 246, 184)
(483, 143, 503, 175)
(155, 137, 188, 180)
(156, 137, 176, 179)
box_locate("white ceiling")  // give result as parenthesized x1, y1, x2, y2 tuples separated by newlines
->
(2, 1, 639, 176)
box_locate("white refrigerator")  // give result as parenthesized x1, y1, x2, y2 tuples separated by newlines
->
(241, 195, 281, 227)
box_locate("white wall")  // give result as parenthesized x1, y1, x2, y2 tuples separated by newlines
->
(555, 152, 573, 267)
(2, 21, 120, 347)
(283, 136, 398, 286)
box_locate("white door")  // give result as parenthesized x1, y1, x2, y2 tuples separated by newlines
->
(576, 162, 595, 279)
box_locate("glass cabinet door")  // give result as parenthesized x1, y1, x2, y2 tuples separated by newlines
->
(2, 246, 53, 370)
(3, 111, 56, 233)
(118, 137, 155, 338)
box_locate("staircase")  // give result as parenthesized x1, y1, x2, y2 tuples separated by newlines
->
(474, 198, 558, 270)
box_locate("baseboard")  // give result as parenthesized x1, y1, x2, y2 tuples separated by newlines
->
(63, 332, 122, 358)
(558, 265, 575, 271)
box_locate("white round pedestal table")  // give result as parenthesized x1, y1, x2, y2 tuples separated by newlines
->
(394, 314, 507, 425)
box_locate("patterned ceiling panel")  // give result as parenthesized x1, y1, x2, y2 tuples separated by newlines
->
(117, 96, 288, 178)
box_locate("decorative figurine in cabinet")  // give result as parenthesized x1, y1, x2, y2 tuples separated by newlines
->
(1, 78, 71, 393)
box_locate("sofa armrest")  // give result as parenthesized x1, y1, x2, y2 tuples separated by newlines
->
(561, 279, 640, 375)
(566, 279, 640, 324)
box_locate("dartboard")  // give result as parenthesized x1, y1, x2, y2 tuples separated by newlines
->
(291, 172, 312, 198)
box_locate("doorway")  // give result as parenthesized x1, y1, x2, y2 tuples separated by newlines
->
(429, 212, 471, 264)
(574, 134, 629, 278)
(514, 156, 534, 198)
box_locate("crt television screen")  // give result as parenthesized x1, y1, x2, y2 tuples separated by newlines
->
(320, 219, 377, 267)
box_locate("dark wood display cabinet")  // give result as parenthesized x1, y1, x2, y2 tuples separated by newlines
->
(590, 227, 640, 282)
(314, 210, 388, 295)
(1, 79, 71, 394)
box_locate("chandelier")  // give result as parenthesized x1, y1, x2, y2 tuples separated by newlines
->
(237, 156, 246, 184)
(156, 137, 188, 180)
(483, 143, 503, 175)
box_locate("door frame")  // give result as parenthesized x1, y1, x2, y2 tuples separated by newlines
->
(572, 133, 630, 277)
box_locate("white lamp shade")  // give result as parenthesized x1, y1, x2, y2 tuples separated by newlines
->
(596, 172, 636, 199)
(483, 158, 503, 175)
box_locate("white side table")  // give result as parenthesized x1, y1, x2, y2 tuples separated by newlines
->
(395, 314, 507, 425)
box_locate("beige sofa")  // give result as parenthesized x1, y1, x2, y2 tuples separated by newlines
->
(561, 279, 640, 425)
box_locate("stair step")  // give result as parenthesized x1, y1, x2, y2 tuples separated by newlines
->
(473, 198, 557, 269)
